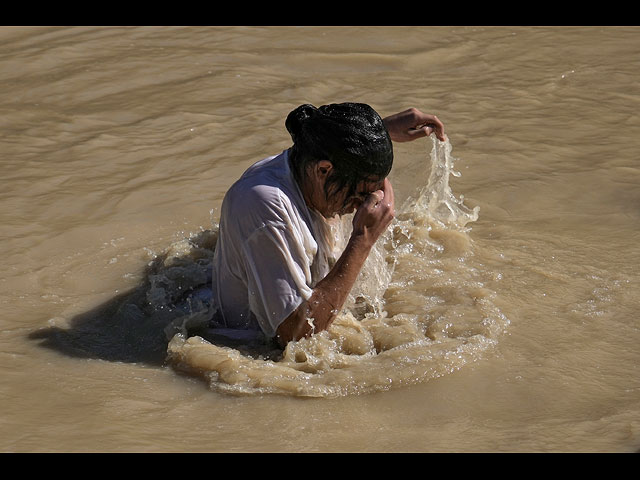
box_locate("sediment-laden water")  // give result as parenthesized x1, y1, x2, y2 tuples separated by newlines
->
(2, 26, 639, 452)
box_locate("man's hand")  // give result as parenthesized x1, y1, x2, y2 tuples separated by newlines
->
(351, 178, 395, 248)
(383, 108, 445, 142)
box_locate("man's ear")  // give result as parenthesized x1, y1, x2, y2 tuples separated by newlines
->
(315, 160, 333, 178)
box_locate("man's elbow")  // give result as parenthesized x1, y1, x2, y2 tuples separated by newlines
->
(275, 304, 320, 347)
(275, 309, 305, 347)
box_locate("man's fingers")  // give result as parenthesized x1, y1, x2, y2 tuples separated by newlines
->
(381, 178, 395, 207)
(362, 180, 394, 213)
(364, 190, 384, 208)
(352, 181, 395, 240)
(407, 127, 429, 139)
(409, 124, 445, 141)
(368, 184, 395, 220)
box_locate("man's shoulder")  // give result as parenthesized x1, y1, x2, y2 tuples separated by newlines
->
(226, 171, 285, 210)
(222, 151, 302, 227)
(228, 151, 298, 204)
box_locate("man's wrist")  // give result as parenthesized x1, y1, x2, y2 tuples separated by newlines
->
(346, 231, 376, 256)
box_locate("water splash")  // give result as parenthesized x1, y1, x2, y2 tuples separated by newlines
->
(420, 136, 480, 229)
(164, 137, 509, 396)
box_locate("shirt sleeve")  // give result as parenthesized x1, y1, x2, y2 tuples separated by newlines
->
(241, 222, 314, 338)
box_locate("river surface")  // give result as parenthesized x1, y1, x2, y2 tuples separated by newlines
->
(1, 26, 639, 452)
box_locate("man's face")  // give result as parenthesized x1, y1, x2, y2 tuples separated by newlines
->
(304, 160, 386, 219)
(325, 177, 385, 218)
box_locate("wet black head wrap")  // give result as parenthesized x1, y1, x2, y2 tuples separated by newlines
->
(286, 102, 393, 201)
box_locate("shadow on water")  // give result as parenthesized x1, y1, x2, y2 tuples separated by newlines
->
(28, 284, 175, 366)
(28, 229, 282, 367)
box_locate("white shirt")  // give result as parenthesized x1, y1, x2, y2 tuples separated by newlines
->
(211, 150, 338, 338)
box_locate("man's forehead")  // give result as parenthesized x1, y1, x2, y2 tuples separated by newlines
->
(358, 177, 385, 191)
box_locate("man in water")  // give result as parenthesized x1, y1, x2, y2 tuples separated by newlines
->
(210, 103, 444, 347)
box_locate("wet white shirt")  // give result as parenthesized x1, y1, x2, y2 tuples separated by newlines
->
(211, 150, 337, 338)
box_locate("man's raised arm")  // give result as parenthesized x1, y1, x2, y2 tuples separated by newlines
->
(276, 179, 395, 346)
